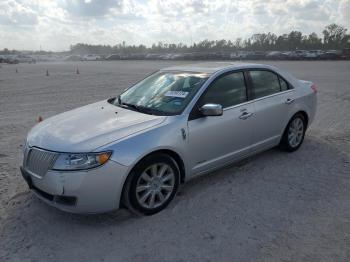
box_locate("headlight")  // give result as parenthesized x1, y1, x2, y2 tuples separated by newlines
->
(51, 152, 112, 171)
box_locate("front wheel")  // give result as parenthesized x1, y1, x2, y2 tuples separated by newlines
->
(280, 113, 306, 152)
(122, 153, 180, 215)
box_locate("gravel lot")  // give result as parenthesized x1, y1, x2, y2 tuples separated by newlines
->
(0, 61, 350, 262)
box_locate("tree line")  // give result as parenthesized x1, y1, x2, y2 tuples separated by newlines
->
(1, 23, 348, 55)
(70, 24, 349, 55)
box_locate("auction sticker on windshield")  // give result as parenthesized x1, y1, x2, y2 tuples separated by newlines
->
(164, 91, 189, 98)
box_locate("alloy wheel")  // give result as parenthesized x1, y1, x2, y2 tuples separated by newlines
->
(288, 117, 304, 148)
(135, 163, 175, 209)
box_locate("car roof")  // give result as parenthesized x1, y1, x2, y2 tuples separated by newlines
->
(161, 62, 273, 74)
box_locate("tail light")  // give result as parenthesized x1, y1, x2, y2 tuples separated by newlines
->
(310, 83, 317, 93)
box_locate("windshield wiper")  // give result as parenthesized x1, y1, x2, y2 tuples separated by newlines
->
(117, 97, 153, 114)
(116, 95, 135, 110)
(120, 102, 143, 112)
(117, 96, 170, 116)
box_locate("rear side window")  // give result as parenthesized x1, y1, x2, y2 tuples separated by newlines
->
(200, 72, 247, 108)
(250, 70, 281, 99)
(279, 77, 289, 91)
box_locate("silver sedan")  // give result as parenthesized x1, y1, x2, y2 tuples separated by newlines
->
(21, 62, 317, 215)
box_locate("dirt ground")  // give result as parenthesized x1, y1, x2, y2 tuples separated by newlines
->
(0, 60, 350, 262)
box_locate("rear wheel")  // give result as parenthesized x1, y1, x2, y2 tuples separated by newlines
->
(280, 113, 306, 152)
(122, 153, 180, 215)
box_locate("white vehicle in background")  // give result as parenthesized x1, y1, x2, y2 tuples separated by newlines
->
(266, 51, 289, 60)
(15, 54, 36, 64)
(83, 54, 101, 61)
(230, 51, 248, 59)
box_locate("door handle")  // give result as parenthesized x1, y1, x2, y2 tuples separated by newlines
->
(285, 98, 295, 104)
(239, 111, 253, 120)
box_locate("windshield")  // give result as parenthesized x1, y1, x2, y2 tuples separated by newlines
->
(116, 71, 209, 115)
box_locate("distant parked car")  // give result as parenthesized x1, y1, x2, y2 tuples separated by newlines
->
(246, 51, 265, 60)
(319, 50, 341, 60)
(287, 50, 308, 60)
(170, 54, 185, 60)
(64, 55, 83, 61)
(283, 51, 296, 60)
(5, 56, 19, 64)
(83, 54, 101, 61)
(188, 52, 208, 60)
(145, 53, 163, 60)
(266, 51, 289, 60)
(206, 52, 221, 60)
(21, 62, 317, 215)
(106, 54, 121, 60)
(304, 50, 323, 60)
(159, 54, 173, 60)
(127, 53, 146, 60)
(342, 48, 350, 60)
(230, 51, 248, 60)
(15, 55, 36, 64)
(35, 54, 63, 62)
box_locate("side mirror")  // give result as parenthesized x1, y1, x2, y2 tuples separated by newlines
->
(199, 103, 223, 116)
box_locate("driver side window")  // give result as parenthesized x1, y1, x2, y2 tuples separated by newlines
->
(200, 72, 247, 108)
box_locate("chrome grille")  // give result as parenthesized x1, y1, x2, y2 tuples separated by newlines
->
(24, 148, 58, 178)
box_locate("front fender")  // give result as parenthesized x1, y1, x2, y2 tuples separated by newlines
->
(95, 116, 190, 174)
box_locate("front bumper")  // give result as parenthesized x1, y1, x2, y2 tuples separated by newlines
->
(21, 160, 130, 214)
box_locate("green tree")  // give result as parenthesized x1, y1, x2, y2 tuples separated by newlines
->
(323, 23, 348, 49)
(288, 31, 303, 50)
(304, 32, 322, 49)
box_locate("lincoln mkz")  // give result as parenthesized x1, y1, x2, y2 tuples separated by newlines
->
(21, 62, 317, 215)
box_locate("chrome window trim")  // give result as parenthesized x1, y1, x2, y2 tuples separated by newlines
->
(248, 89, 294, 103)
(222, 89, 294, 111)
(222, 100, 254, 111)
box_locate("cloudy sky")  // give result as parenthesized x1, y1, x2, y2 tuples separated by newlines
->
(0, 0, 349, 51)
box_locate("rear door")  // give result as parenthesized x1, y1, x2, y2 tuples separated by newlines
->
(187, 71, 255, 175)
(248, 69, 295, 150)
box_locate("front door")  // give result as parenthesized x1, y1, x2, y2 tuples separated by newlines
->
(187, 71, 255, 175)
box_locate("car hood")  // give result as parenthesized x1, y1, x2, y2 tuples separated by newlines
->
(27, 100, 166, 152)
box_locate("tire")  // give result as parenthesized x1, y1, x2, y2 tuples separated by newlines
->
(280, 113, 306, 152)
(122, 153, 180, 216)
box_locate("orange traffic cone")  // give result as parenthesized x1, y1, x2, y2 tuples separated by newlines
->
(36, 115, 43, 122)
